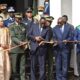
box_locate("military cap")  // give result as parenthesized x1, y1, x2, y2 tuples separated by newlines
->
(8, 7, 15, 12)
(25, 7, 32, 12)
(15, 13, 22, 18)
(0, 4, 7, 10)
(45, 16, 54, 21)
(38, 6, 44, 11)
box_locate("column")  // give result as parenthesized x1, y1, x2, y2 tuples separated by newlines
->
(72, 0, 80, 27)
(50, 0, 61, 27)
(61, 0, 72, 23)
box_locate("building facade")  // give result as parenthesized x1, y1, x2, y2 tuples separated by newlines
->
(0, 0, 80, 27)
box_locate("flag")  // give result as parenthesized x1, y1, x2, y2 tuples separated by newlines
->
(44, 1, 50, 15)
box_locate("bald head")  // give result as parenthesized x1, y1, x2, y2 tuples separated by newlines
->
(57, 17, 64, 26)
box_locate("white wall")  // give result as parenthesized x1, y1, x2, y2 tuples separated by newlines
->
(50, 0, 61, 27)
(50, 0, 73, 27)
(61, 0, 72, 24)
(72, 0, 80, 27)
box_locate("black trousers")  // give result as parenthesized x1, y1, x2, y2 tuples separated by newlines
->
(30, 48, 46, 80)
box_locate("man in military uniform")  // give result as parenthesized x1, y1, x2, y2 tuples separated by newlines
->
(22, 7, 35, 79)
(9, 13, 28, 80)
(4, 7, 15, 27)
(45, 15, 54, 80)
(22, 7, 34, 32)
(0, 4, 9, 20)
(34, 6, 44, 22)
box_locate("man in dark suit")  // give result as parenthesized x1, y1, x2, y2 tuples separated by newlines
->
(45, 15, 54, 80)
(62, 15, 74, 42)
(28, 17, 50, 80)
(53, 17, 73, 80)
(62, 15, 74, 67)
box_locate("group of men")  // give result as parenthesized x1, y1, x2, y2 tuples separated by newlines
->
(0, 3, 80, 80)
(0, 4, 54, 80)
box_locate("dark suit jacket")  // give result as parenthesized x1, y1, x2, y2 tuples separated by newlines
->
(28, 23, 50, 53)
(22, 18, 34, 33)
(53, 24, 73, 50)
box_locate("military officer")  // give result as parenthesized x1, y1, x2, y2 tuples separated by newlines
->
(0, 4, 9, 20)
(22, 7, 35, 79)
(45, 15, 54, 80)
(34, 6, 44, 22)
(4, 7, 15, 27)
(9, 13, 28, 80)
(22, 7, 34, 33)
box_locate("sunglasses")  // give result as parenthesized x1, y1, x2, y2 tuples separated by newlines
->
(58, 22, 62, 24)
(27, 11, 32, 13)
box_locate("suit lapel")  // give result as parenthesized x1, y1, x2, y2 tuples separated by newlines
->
(54, 26, 63, 40)
(57, 26, 63, 36)
(37, 24, 41, 35)
(62, 24, 68, 39)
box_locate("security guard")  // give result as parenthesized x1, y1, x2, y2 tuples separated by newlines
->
(45, 15, 54, 80)
(9, 13, 28, 80)
(22, 7, 34, 33)
(4, 7, 15, 27)
(34, 6, 44, 22)
(0, 4, 9, 20)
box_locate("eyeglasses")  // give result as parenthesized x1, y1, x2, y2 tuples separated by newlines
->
(27, 11, 32, 13)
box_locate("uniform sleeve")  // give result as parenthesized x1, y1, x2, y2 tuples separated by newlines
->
(67, 26, 74, 41)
